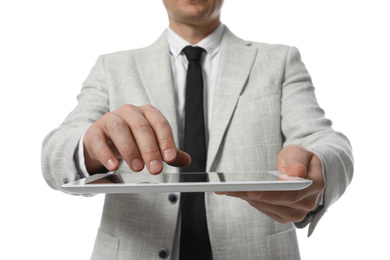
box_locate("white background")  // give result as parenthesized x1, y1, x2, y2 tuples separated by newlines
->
(1, 0, 389, 259)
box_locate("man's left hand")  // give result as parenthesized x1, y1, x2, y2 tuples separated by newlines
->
(216, 145, 326, 223)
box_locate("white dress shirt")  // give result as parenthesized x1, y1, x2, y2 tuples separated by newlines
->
(167, 24, 224, 149)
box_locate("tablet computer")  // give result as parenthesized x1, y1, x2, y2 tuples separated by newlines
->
(61, 171, 312, 194)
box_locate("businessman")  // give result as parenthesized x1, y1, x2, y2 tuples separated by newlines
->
(42, 1, 353, 259)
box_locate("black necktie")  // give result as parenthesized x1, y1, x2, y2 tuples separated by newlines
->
(179, 46, 212, 260)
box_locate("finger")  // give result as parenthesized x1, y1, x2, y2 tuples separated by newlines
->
(247, 200, 308, 223)
(222, 190, 312, 210)
(104, 114, 144, 172)
(218, 191, 309, 223)
(84, 126, 119, 172)
(223, 192, 248, 198)
(141, 105, 178, 163)
(167, 149, 191, 167)
(119, 105, 164, 174)
(250, 190, 302, 206)
(277, 145, 312, 178)
(257, 190, 319, 211)
(233, 191, 302, 207)
(253, 207, 288, 224)
(240, 197, 289, 223)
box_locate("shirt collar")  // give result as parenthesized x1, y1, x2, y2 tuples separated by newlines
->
(167, 23, 224, 58)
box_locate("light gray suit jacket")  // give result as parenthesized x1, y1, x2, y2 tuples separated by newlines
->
(42, 27, 353, 260)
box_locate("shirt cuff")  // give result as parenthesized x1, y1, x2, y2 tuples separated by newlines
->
(75, 131, 90, 178)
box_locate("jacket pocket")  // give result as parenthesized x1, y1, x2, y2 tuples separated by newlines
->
(91, 230, 120, 260)
(266, 228, 300, 260)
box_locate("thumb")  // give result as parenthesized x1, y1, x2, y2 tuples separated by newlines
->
(277, 145, 312, 178)
(166, 149, 191, 168)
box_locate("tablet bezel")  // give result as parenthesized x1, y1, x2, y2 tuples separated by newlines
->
(61, 171, 312, 194)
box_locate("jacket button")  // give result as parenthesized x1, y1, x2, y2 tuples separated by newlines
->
(158, 248, 169, 259)
(168, 193, 178, 204)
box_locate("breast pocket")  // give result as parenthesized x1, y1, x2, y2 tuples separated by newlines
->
(220, 85, 282, 171)
(238, 83, 280, 104)
(234, 84, 281, 127)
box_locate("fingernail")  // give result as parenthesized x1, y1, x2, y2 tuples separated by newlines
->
(106, 159, 117, 170)
(149, 160, 162, 174)
(163, 148, 175, 162)
(131, 158, 144, 171)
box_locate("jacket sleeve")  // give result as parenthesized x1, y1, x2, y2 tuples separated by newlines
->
(41, 55, 109, 192)
(280, 46, 354, 236)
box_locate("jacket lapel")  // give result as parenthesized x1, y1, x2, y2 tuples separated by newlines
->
(207, 28, 258, 171)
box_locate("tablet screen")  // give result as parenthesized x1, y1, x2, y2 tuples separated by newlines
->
(86, 171, 300, 184)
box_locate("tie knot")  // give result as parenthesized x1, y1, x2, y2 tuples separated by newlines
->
(182, 46, 205, 62)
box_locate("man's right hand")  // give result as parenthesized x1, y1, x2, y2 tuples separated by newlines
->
(83, 104, 191, 175)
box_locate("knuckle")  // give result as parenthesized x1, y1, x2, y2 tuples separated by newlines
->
(293, 212, 307, 223)
(142, 145, 160, 157)
(135, 122, 151, 133)
(120, 145, 138, 159)
(116, 104, 143, 116)
(305, 200, 317, 212)
(155, 116, 170, 128)
(120, 104, 139, 112)
(318, 179, 326, 191)
(119, 147, 135, 161)
(132, 120, 152, 133)
(290, 192, 302, 204)
(88, 130, 104, 144)
(102, 111, 117, 122)
(290, 196, 315, 212)
(107, 118, 126, 133)
(155, 119, 172, 137)
(248, 200, 261, 208)
(141, 104, 157, 112)
(287, 211, 307, 223)
(302, 195, 319, 211)
(99, 150, 113, 161)
(158, 136, 173, 149)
